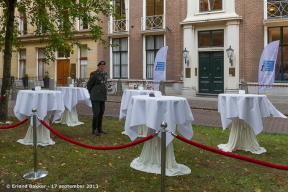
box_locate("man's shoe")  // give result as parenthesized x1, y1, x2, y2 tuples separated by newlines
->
(92, 130, 101, 136)
(98, 129, 107, 134)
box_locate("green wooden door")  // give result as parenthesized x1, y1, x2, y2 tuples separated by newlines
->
(199, 52, 224, 94)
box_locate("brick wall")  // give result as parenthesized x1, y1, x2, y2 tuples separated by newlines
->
(236, 0, 264, 82)
(99, 0, 187, 81)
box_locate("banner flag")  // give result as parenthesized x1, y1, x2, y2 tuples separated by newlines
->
(258, 40, 280, 92)
(153, 46, 168, 88)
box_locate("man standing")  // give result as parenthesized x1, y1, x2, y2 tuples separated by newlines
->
(87, 61, 108, 136)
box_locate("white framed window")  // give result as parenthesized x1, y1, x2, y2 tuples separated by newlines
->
(145, 0, 164, 30)
(79, 3, 90, 30)
(19, 12, 27, 35)
(38, 48, 46, 80)
(112, 38, 128, 79)
(199, 0, 223, 12)
(145, 35, 164, 79)
(19, 49, 26, 78)
(80, 45, 88, 78)
(57, 49, 70, 59)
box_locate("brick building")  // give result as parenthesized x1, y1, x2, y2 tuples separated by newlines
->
(1, 0, 288, 95)
(102, 0, 287, 95)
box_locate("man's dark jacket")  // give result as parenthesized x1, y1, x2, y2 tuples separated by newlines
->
(87, 69, 107, 101)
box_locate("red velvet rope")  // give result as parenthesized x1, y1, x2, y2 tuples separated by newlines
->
(0, 118, 29, 129)
(39, 119, 154, 150)
(0, 95, 5, 102)
(176, 135, 288, 170)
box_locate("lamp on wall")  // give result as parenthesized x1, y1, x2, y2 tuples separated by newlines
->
(268, 5, 276, 12)
(182, 47, 189, 66)
(166, 25, 172, 31)
(226, 45, 234, 66)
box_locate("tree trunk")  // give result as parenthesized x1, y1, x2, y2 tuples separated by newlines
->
(0, 1, 17, 121)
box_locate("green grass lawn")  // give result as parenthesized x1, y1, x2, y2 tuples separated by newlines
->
(1, 117, 288, 192)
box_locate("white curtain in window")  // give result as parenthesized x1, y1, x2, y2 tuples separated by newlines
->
(81, 46, 87, 57)
(38, 49, 46, 58)
(19, 61, 25, 78)
(146, 51, 154, 79)
(121, 52, 128, 78)
(38, 60, 45, 80)
(80, 60, 87, 78)
(155, 36, 164, 49)
(113, 39, 120, 51)
(146, 36, 154, 49)
(113, 52, 120, 78)
(121, 38, 128, 51)
(38, 49, 46, 80)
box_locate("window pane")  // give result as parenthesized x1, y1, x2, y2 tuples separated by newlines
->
(113, 51, 120, 78)
(121, 52, 128, 64)
(198, 31, 210, 47)
(147, 51, 154, 64)
(284, 27, 288, 44)
(155, 35, 164, 49)
(19, 61, 26, 78)
(38, 48, 46, 58)
(147, 64, 154, 79)
(121, 64, 128, 78)
(38, 60, 45, 80)
(268, 27, 280, 42)
(120, 38, 128, 51)
(81, 45, 87, 57)
(212, 30, 224, 46)
(20, 49, 26, 59)
(113, 52, 120, 64)
(146, 0, 154, 16)
(113, 52, 120, 78)
(113, 39, 120, 51)
(211, 0, 222, 11)
(200, 0, 209, 12)
(146, 36, 154, 49)
(155, 0, 164, 15)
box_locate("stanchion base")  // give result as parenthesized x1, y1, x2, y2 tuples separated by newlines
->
(23, 170, 48, 180)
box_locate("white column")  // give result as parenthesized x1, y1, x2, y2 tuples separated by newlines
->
(182, 25, 196, 96)
(226, 20, 240, 89)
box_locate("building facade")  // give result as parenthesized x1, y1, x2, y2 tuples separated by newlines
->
(1, 0, 288, 95)
(102, 0, 288, 95)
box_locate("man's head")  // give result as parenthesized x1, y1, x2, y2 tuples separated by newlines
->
(97, 61, 106, 72)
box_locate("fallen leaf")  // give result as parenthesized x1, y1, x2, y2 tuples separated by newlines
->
(108, 162, 115, 169)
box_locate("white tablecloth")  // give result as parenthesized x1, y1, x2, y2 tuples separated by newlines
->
(125, 95, 194, 145)
(14, 90, 65, 146)
(217, 94, 287, 154)
(125, 95, 194, 176)
(119, 89, 162, 120)
(120, 89, 162, 137)
(55, 87, 91, 126)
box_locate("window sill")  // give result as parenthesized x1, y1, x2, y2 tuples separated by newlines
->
(194, 10, 226, 16)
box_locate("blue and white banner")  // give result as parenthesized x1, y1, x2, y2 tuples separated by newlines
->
(258, 40, 279, 92)
(153, 46, 168, 88)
